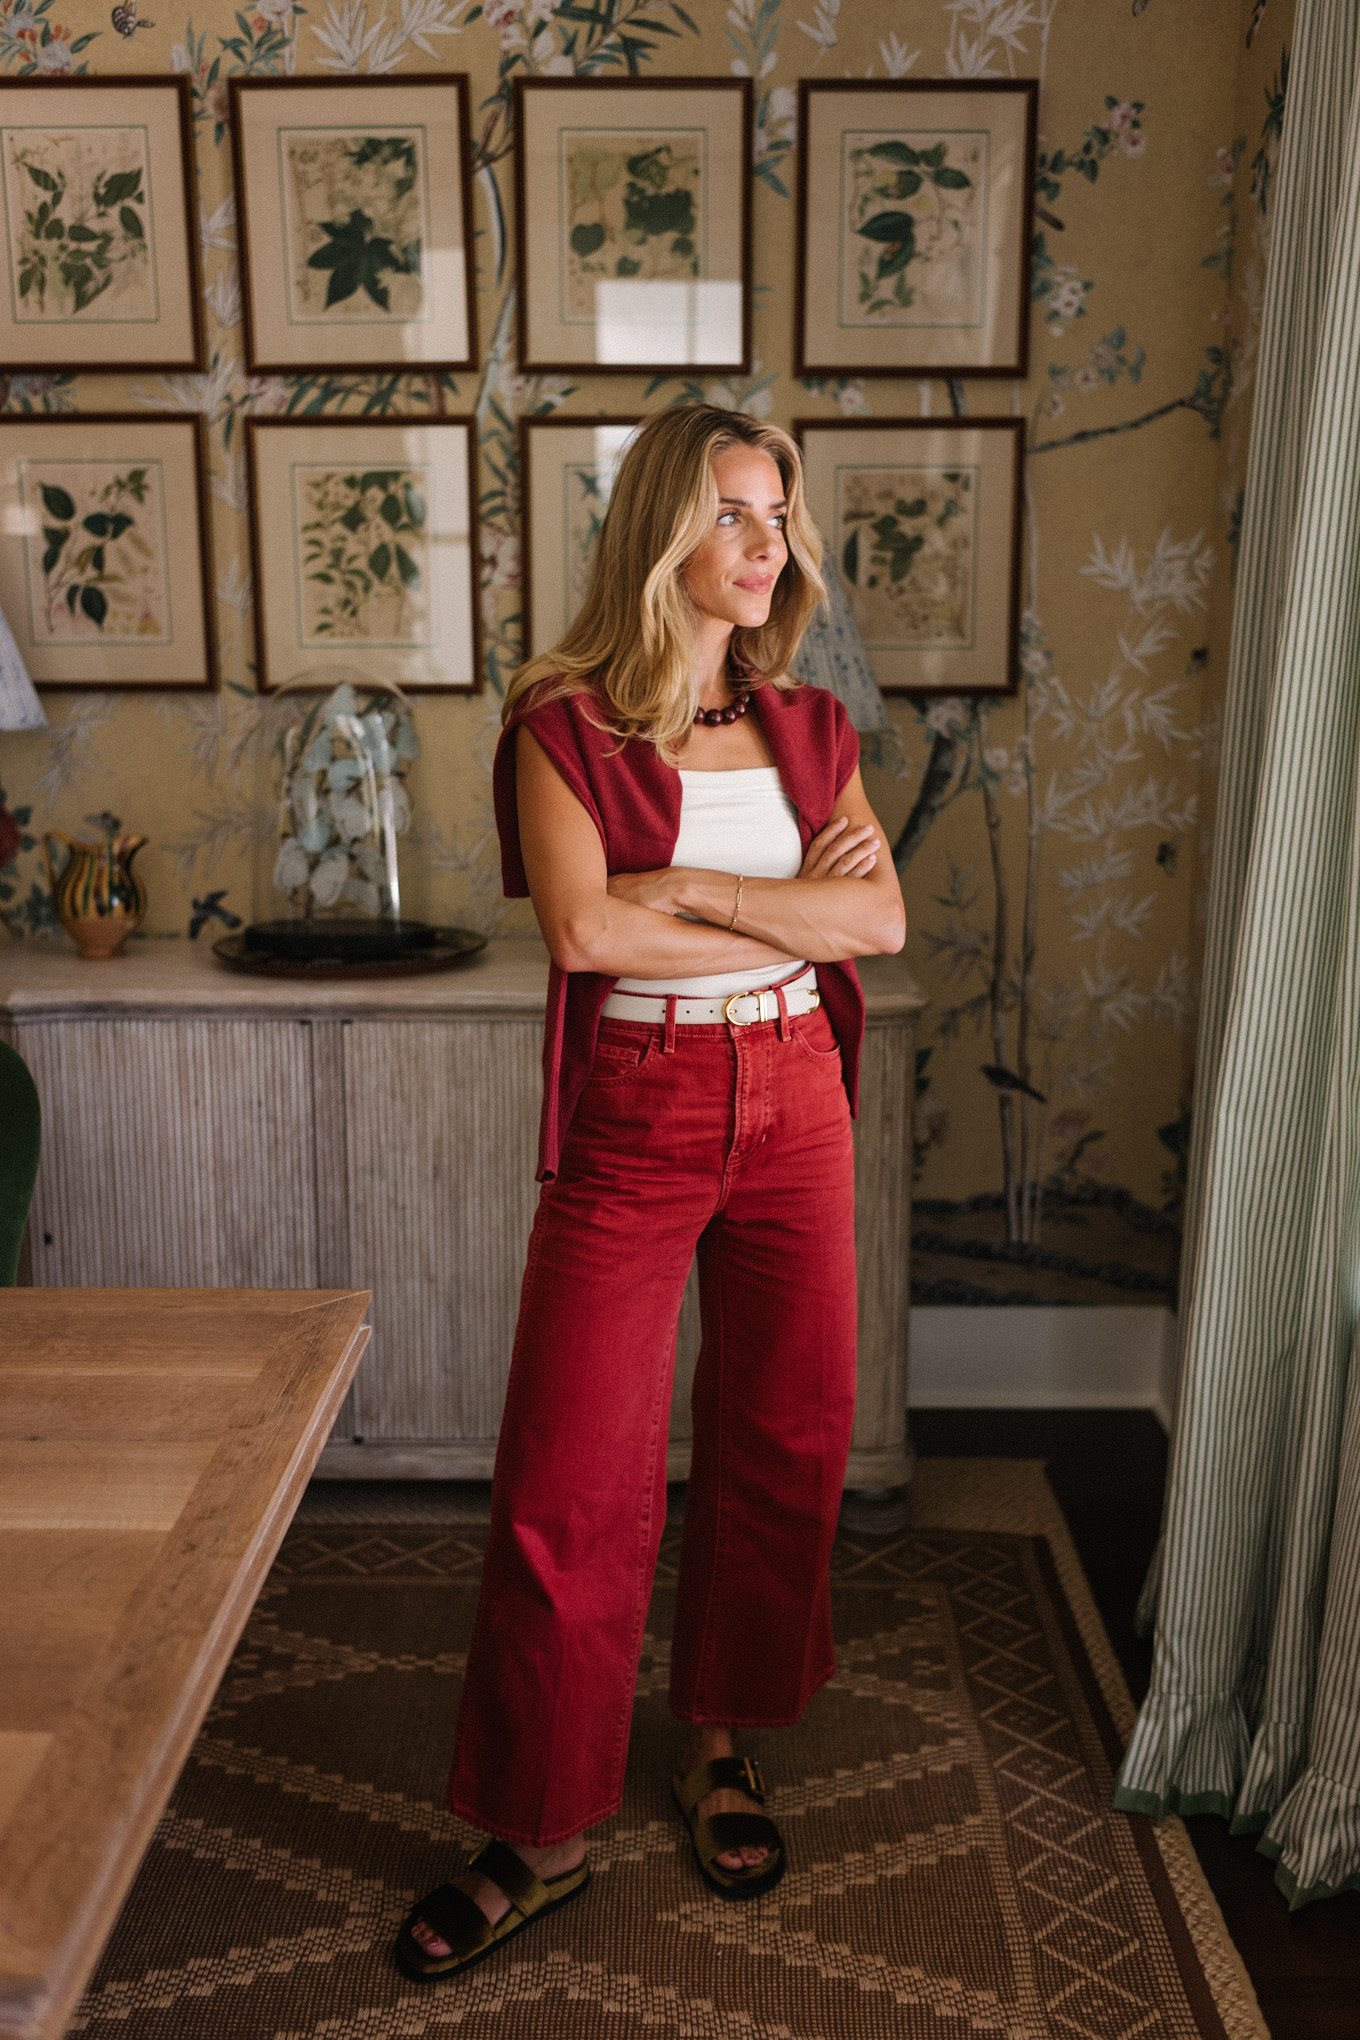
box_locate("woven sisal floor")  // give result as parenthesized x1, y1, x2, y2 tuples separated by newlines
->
(70, 1461, 1265, 2040)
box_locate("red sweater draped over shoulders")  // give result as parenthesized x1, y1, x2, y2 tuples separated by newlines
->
(492, 680, 866, 1181)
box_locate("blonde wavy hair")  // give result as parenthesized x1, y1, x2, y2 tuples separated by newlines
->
(503, 405, 826, 758)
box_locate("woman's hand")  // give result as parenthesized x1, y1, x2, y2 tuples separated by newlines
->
(799, 816, 881, 881)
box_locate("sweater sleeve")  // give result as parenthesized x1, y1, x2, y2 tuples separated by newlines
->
(491, 690, 606, 899)
(832, 691, 862, 799)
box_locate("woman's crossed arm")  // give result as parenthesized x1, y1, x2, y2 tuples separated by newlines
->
(517, 727, 905, 980)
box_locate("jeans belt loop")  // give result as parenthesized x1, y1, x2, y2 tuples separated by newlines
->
(774, 981, 791, 1041)
(663, 993, 677, 1054)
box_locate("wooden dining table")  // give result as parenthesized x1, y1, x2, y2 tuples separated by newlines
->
(0, 1287, 370, 2040)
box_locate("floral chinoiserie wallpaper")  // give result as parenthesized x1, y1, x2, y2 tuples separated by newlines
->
(0, 0, 1294, 1307)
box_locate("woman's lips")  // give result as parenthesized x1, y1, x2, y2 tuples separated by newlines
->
(734, 574, 774, 593)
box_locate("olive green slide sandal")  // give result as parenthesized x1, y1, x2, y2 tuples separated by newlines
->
(672, 1755, 787, 1901)
(394, 1838, 591, 1984)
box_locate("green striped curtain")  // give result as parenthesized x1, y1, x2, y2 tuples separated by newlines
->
(1114, 0, 1360, 1907)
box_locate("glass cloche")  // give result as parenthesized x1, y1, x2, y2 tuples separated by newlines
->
(244, 670, 434, 966)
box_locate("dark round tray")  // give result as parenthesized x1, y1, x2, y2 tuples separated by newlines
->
(212, 927, 488, 980)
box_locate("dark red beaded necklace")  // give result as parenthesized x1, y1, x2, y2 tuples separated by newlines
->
(693, 684, 753, 728)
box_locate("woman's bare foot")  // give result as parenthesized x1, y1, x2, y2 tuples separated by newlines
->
(408, 1835, 587, 1959)
(681, 1724, 770, 1872)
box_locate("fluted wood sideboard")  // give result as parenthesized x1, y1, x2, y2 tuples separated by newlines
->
(0, 939, 925, 1491)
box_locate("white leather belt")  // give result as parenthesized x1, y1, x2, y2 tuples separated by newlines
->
(601, 966, 820, 1027)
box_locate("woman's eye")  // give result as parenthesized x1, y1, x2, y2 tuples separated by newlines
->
(717, 511, 738, 527)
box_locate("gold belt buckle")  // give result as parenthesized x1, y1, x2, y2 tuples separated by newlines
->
(724, 991, 758, 1026)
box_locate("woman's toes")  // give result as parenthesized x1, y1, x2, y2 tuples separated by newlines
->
(411, 1920, 451, 1958)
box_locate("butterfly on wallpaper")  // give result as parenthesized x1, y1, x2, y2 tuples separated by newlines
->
(110, 0, 154, 34)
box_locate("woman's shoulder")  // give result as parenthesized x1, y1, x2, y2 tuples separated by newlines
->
(509, 676, 606, 735)
(760, 678, 852, 730)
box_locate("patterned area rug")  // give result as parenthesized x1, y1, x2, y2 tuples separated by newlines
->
(71, 1462, 1265, 2040)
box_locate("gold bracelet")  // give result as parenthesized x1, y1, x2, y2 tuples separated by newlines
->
(728, 874, 744, 933)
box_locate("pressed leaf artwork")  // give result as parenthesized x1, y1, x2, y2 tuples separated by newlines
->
(296, 464, 432, 646)
(282, 128, 427, 323)
(836, 465, 978, 649)
(19, 459, 169, 643)
(3, 126, 155, 323)
(562, 132, 703, 320)
(840, 130, 985, 328)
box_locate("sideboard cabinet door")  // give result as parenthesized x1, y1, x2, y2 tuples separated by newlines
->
(16, 1017, 318, 1288)
(341, 1017, 541, 1444)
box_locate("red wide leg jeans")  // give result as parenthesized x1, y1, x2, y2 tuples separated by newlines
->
(446, 1000, 859, 1846)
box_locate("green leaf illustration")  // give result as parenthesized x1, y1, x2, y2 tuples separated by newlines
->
(395, 544, 419, 587)
(23, 164, 60, 192)
(40, 484, 76, 521)
(570, 222, 606, 258)
(369, 542, 392, 581)
(867, 141, 919, 166)
(80, 585, 108, 628)
(859, 210, 917, 244)
(119, 205, 144, 239)
(623, 184, 694, 240)
(933, 165, 971, 190)
(306, 210, 402, 311)
(41, 526, 68, 575)
(96, 169, 143, 208)
(842, 528, 860, 583)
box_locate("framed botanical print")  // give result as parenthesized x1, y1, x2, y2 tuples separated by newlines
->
(514, 78, 751, 375)
(246, 416, 481, 694)
(230, 77, 478, 375)
(795, 417, 1023, 696)
(520, 414, 640, 657)
(795, 81, 1037, 379)
(0, 78, 202, 373)
(0, 414, 214, 691)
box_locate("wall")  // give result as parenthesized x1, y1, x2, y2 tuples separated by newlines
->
(0, 0, 1294, 1301)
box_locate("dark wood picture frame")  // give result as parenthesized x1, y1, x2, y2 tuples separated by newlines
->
(0, 75, 204, 375)
(513, 76, 753, 377)
(229, 75, 479, 377)
(794, 79, 1038, 382)
(518, 411, 642, 659)
(794, 414, 1024, 697)
(245, 413, 483, 696)
(0, 410, 216, 691)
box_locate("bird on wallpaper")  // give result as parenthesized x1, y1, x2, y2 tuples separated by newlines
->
(981, 1064, 1047, 1105)
(188, 892, 242, 940)
(110, 0, 154, 33)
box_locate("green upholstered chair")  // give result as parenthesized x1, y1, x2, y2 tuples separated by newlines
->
(0, 1038, 40, 1286)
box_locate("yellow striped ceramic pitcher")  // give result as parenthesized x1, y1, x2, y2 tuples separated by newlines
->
(43, 830, 148, 960)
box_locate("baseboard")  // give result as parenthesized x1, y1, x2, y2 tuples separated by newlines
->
(908, 1306, 1180, 1430)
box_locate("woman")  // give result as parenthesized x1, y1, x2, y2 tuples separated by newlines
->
(396, 404, 905, 1983)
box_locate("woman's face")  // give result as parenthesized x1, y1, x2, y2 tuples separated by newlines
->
(681, 444, 789, 631)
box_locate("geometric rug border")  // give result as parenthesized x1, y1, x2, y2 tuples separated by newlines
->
(912, 1458, 1270, 2040)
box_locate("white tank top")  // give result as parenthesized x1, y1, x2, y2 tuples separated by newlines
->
(613, 766, 809, 998)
